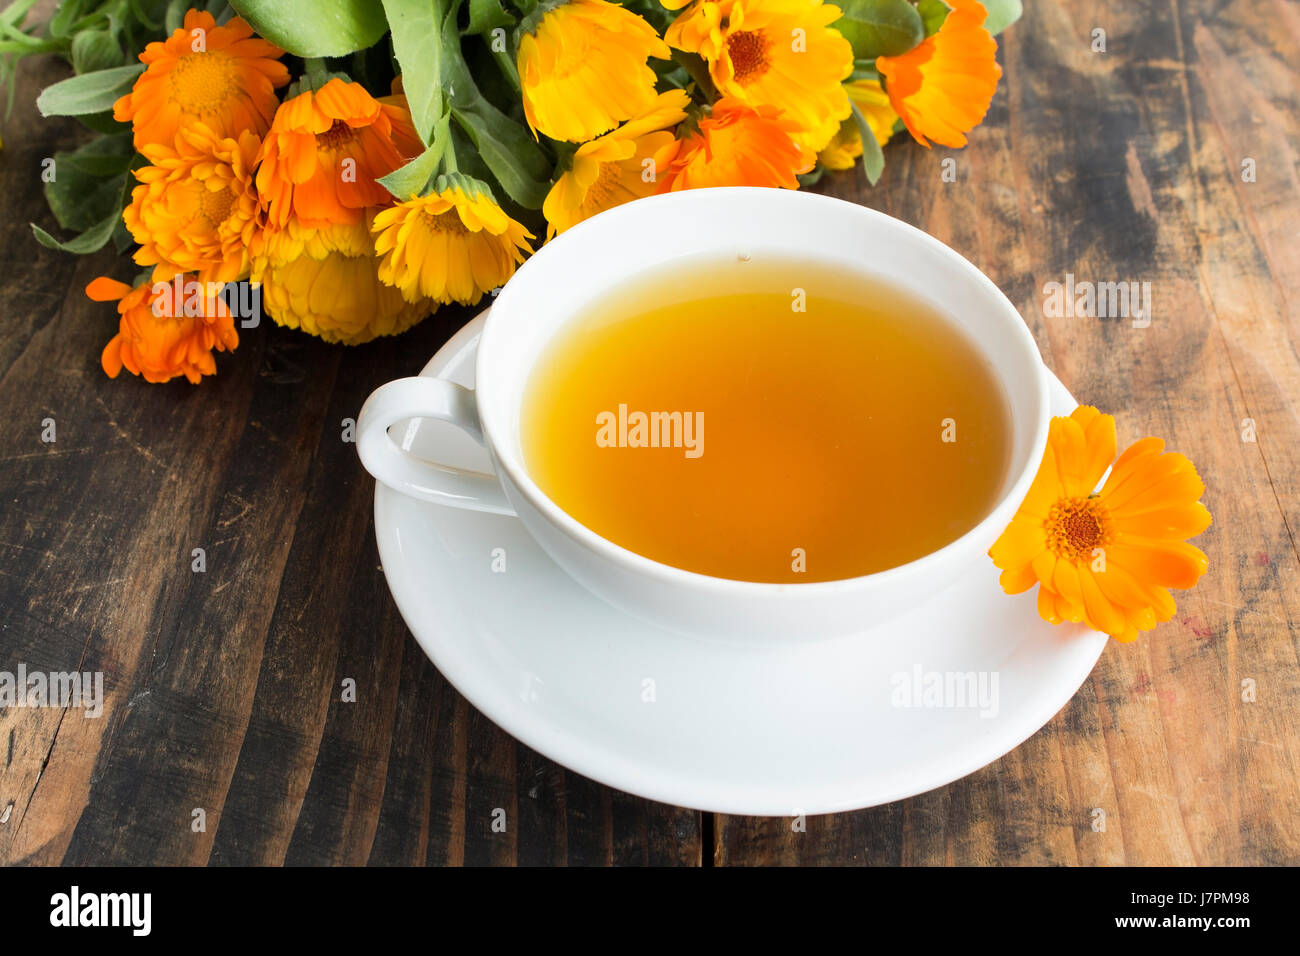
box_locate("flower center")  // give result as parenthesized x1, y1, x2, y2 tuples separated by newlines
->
(167, 52, 237, 113)
(425, 209, 468, 236)
(726, 30, 770, 84)
(1044, 497, 1112, 561)
(317, 119, 359, 150)
(198, 185, 235, 226)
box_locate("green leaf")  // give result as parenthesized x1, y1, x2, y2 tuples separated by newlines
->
(62, 132, 135, 176)
(982, 0, 1022, 35)
(914, 0, 1022, 38)
(111, 216, 135, 254)
(48, 0, 91, 38)
(71, 29, 124, 74)
(128, 0, 165, 31)
(833, 0, 924, 60)
(60, 135, 136, 180)
(440, 8, 551, 208)
(32, 209, 120, 254)
(916, 0, 949, 36)
(228, 0, 388, 56)
(163, 0, 186, 33)
(382, 0, 445, 144)
(379, 136, 448, 199)
(451, 104, 550, 208)
(36, 64, 143, 116)
(76, 109, 130, 134)
(46, 165, 127, 233)
(465, 0, 514, 34)
(850, 102, 884, 186)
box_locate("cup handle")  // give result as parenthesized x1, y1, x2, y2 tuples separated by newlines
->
(356, 376, 515, 515)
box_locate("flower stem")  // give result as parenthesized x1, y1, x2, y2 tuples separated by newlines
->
(303, 57, 328, 88)
(671, 50, 717, 102)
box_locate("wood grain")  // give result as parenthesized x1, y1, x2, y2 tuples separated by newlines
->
(715, 0, 1300, 866)
(0, 0, 1296, 865)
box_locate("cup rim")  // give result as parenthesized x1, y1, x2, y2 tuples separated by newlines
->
(478, 187, 1051, 596)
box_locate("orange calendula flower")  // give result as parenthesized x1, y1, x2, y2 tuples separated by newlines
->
(252, 215, 434, 345)
(664, 0, 852, 153)
(372, 175, 534, 306)
(543, 89, 690, 237)
(89, 275, 238, 385)
(518, 0, 671, 142)
(255, 78, 419, 231)
(113, 10, 289, 150)
(989, 406, 1212, 643)
(875, 0, 1001, 148)
(123, 123, 262, 284)
(653, 97, 812, 192)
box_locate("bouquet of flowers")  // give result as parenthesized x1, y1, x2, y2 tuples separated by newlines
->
(5, 0, 1019, 384)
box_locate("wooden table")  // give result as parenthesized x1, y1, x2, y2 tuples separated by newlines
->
(1, 0, 1296, 866)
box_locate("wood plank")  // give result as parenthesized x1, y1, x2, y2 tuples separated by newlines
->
(717, 0, 1300, 865)
(0, 44, 700, 866)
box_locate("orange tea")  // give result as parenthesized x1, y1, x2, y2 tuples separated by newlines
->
(521, 257, 1011, 583)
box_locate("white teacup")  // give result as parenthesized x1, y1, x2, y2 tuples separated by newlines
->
(357, 187, 1050, 640)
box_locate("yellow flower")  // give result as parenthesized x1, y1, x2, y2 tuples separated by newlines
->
(817, 120, 861, 170)
(372, 176, 534, 306)
(848, 78, 899, 144)
(252, 214, 434, 345)
(875, 0, 1001, 148)
(543, 89, 690, 238)
(664, 0, 852, 153)
(123, 122, 262, 284)
(518, 0, 671, 142)
(817, 79, 899, 170)
(989, 406, 1212, 643)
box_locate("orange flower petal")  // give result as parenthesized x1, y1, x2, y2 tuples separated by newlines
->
(988, 514, 1046, 574)
(86, 277, 133, 302)
(1111, 502, 1213, 540)
(1079, 567, 1127, 636)
(1107, 539, 1209, 591)
(998, 562, 1038, 594)
(875, 0, 1001, 149)
(1104, 453, 1206, 514)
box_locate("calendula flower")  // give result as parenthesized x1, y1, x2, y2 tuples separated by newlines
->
(817, 78, 900, 169)
(113, 9, 288, 150)
(817, 121, 861, 170)
(664, 0, 852, 152)
(123, 123, 262, 284)
(255, 78, 418, 231)
(89, 275, 238, 384)
(990, 406, 1212, 643)
(372, 175, 534, 306)
(653, 97, 812, 191)
(252, 215, 433, 345)
(518, 0, 671, 142)
(543, 90, 690, 237)
(875, 0, 1001, 148)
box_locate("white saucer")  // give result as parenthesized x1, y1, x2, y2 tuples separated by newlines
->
(373, 311, 1107, 815)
